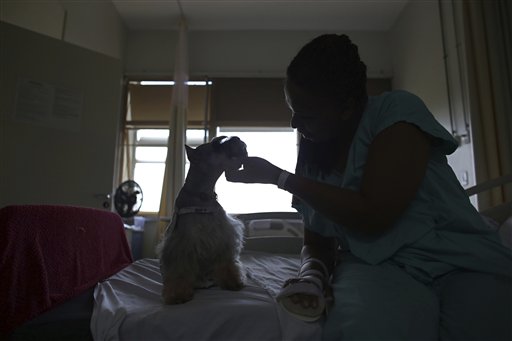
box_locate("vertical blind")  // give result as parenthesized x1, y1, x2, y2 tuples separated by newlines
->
(127, 83, 208, 127)
(126, 78, 391, 128)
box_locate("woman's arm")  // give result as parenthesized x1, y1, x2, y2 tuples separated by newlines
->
(226, 122, 431, 235)
(288, 122, 430, 234)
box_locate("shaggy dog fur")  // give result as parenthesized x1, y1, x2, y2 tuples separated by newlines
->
(157, 136, 247, 304)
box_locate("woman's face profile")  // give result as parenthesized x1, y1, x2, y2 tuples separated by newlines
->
(285, 79, 348, 143)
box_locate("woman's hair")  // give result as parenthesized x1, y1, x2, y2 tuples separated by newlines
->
(287, 34, 368, 113)
(287, 34, 368, 176)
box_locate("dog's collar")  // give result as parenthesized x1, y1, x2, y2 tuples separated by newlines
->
(176, 206, 221, 215)
(164, 206, 221, 236)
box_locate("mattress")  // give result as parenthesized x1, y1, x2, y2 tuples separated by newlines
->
(91, 251, 322, 340)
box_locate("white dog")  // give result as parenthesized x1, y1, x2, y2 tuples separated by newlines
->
(157, 136, 247, 304)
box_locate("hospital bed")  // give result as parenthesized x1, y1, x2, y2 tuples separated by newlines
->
(1, 175, 510, 340)
(0, 205, 318, 340)
(465, 174, 512, 247)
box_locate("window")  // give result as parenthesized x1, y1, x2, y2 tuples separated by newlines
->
(132, 128, 205, 213)
(215, 127, 298, 213)
(131, 127, 298, 214)
(133, 129, 167, 213)
(121, 79, 211, 214)
(121, 78, 298, 215)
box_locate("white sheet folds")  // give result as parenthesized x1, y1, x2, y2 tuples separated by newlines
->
(91, 251, 322, 341)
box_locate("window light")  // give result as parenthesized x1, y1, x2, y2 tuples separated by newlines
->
(138, 81, 212, 86)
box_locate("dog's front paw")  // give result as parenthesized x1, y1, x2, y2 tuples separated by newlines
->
(162, 279, 194, 304)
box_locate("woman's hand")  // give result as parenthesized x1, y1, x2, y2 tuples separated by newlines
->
(225, 156, 283, 185)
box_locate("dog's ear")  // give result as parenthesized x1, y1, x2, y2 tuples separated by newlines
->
(185, 145, 196, 162)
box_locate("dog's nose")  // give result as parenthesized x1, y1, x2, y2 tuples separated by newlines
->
(215, 136, 247, 158)
(218, 136, 239, 145)
(220, 136, 235, 144)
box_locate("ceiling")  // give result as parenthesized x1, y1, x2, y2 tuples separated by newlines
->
(111, 0, 409, 31)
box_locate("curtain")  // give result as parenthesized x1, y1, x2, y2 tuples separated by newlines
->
(120, 90, 135, 183)
(158, 19, 189, 231)
(464, 0, 512, 210)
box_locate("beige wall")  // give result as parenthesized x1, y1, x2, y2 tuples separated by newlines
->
(1, 2, 392, 80)
(0, 0, 126, 59)
(124, 30, 392, 78)
(390, 1, 450, 128)
(390, 0, 477, 194)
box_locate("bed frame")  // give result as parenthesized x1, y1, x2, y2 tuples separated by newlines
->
(466, 174, 512, 225)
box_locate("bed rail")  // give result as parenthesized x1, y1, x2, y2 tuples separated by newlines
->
(465, 174, 512, 196)
(465, 174, 512, 225)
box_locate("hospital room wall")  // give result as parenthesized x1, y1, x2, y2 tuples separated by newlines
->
(0, 0, 126, 59)
(1, 1, 392, 79)
(124, 30, 392, 79)
(390, 1, 477, 196)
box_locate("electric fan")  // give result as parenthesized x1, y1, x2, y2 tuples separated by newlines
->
(113, 180, 143, 218)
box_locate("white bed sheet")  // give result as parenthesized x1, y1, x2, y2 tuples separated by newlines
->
(91, 251, 322, 341)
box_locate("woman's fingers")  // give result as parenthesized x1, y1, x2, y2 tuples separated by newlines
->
(225, 157, 282, 184)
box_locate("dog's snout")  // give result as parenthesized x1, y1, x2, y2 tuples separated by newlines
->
(213, 136, 247, 158)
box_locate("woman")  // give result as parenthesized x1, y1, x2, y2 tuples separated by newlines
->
(226, 34, 511, 340)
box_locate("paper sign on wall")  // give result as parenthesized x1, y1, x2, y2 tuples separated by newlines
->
(15, 78, 83, 131)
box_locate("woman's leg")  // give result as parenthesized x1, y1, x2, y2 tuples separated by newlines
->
(436, 271, 512, 341)
(323, 253, 439, 341)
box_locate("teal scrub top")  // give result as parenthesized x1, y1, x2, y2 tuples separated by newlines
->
(294, 90, 512, 283)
